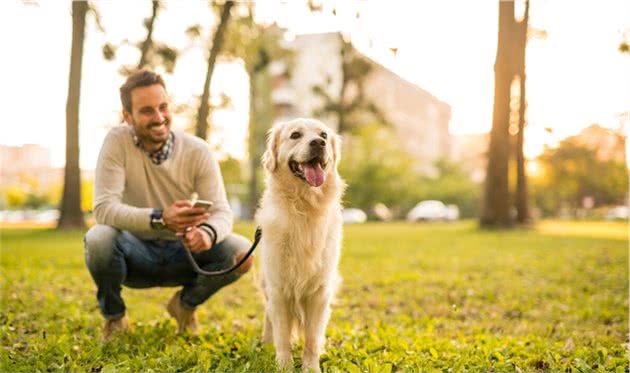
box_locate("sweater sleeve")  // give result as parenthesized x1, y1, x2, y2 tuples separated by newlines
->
(93, 130, 153, 230)
(195, 149, 233, 243)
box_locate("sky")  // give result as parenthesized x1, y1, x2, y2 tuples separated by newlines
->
(2, 0, 629, 169)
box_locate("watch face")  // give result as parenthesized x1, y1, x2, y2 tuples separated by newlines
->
(151, 219, 165, 229)
(151, 210, 166, 229)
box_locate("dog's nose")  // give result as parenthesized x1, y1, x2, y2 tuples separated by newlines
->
(310, 139, 326, 148)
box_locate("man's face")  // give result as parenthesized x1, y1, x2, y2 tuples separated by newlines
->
(123, 84, 172, 148)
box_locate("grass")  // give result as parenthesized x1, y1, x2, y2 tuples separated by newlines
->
(1, 220, 628, 372)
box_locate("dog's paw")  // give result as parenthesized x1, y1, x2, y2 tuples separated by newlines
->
(302, 357, 321, 373)
(276, 353, 293, 371)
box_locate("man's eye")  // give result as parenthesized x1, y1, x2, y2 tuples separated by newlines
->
(320, 132, 328, 139)
(290, 132, 302, 139)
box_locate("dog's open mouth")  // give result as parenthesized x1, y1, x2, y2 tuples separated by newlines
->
(289, 156, 327, 187)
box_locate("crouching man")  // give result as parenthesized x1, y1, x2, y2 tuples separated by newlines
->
(84, 70, 253, 341)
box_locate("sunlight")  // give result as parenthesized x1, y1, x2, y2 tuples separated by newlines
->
(526, 160, 541, 177)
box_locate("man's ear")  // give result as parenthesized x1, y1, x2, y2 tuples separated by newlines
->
(122, 109, 132, 125)
(331, 132, 342, 167)
(262, 124, 281, 172)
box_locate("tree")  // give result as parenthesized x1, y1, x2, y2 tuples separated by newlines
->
(137, 1, 159, 69)
(619, 28, 630, 54)
(195, 0, 235, 140)
(481, 0, 528, 227)
(532, 139, 628, 215)
(312, 34, 387, 134)
(58, 1, 88, 230)
(514, 0, 530, 224)
(222, 8, 291, 217)
(102, 1, 179, 75)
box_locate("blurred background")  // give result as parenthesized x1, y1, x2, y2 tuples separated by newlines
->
(1, 0, 628, 229)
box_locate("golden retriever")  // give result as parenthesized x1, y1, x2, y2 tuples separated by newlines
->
(255, 118, 345, 372)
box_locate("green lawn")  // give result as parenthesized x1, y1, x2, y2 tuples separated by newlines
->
(1, 220, 628, 372)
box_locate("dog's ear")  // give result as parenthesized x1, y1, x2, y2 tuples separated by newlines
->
(262, 125, 281, 172)
(331, 132, 342, 167)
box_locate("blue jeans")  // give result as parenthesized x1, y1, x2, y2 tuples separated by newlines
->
(84, 224, 252, 320)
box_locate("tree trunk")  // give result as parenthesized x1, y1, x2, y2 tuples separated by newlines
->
(138, 0, 159, 69)
(515, 0, 530, 224)
(247, 73, 258, 219)
(481, 0, 516, 227)
(247, 60, 273, 219)
(195, 0, 234, 140)
(337, 35, 348, 134)
(58, 1, 88, 230)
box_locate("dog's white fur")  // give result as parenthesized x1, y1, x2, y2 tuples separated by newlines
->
(255, 118, 344, 372)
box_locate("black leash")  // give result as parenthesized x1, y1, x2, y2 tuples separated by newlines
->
(182, 227, 262, 276)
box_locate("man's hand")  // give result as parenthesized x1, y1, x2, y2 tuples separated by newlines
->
(180, 227, 212, 253)
(163, 200, 209, 233)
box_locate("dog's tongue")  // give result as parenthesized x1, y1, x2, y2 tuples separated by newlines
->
(303, 162, 325, 187)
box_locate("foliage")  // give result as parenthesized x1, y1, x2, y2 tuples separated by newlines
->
(531, 139, 628, 215)
(416, 160, 481, 218)
(100, 1, 179, 75)
(219, 156, 243, 188)
(1, 220, 628, 371)
(80, 180, 94, 212)
(1, 179, 93, 212)
(340, 124, 480, 217)
(340, 123, 419, 213)
(4, 186, 28, 209)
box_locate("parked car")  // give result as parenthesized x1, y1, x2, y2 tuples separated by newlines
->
(342, 208, 367, 224)
(606, 206, 629, 220)
(407, 200, 447, 221)
(444, 204, 460, 221)
(407, 200, 460, 222)
(34, 209, 60, 223)
(372, 203, 393, 221)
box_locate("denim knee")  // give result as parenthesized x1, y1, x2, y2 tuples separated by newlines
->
(225, 234, 254, 274)
(84, 224, 120, 270)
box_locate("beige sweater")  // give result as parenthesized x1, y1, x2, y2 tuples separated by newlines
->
(93, 125, 233, 241)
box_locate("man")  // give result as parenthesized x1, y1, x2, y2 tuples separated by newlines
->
(84, 70, 253, 341)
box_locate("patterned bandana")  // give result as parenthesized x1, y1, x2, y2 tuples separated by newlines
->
(132, 129, 175, 165)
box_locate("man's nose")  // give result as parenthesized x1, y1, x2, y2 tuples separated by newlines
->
(154, 110, 165, 123)
(310, 138, 326, 148)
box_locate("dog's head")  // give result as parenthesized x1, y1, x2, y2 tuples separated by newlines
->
(262, 118, 341, 188)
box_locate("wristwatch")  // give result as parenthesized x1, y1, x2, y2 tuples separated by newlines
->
(150, 209, 166, 230)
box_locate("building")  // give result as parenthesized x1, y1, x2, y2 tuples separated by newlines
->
(450, 133, 488, 183)
(0, 144, 54, 187)
(272, 32, 452, 176)
(0, 144, 94, 191)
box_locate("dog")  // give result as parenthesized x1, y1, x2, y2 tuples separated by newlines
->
(255, 118, 345, 372)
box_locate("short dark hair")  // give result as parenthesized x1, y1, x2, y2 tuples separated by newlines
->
(119, 70, 166, 113)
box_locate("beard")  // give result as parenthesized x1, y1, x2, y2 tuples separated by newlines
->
(132, 118, 171, 145)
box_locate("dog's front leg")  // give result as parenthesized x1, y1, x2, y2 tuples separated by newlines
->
(262, 305, 273, 344)
(302, 290, 332, 373)
(269, 293, 293, 370)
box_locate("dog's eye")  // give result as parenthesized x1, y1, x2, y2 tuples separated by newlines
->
(290, 131, 302, 139)
(320, 132, 328, 139)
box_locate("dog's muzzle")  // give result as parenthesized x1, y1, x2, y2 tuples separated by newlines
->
(289, 154, 327, 187)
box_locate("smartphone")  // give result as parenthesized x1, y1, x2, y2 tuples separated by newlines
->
(193, 199, 214, 211)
